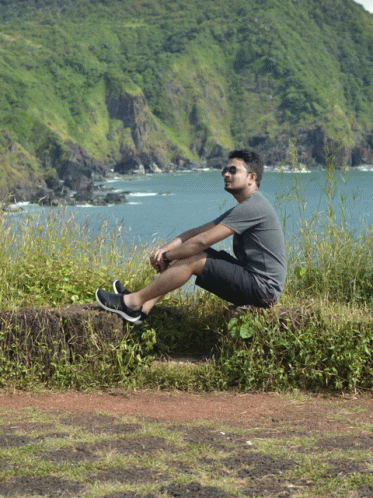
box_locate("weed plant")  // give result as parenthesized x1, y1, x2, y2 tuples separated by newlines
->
(0, 158, 372, 391)
(220, 305, 373, 391)
(281, 156, 373, 307)
(0, 209, 155, 310)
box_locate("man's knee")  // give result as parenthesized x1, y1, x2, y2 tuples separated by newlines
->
(190, 252, 207, 276)
(170, 251, 207, 276)
(171, 252, 206, 275)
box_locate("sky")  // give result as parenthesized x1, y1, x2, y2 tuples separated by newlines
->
(354, 0, 373, 12)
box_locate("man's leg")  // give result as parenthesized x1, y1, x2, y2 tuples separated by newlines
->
(195, 248, 271, 307)
(124, 252, 207, 313)
(140, 295, 163, 315)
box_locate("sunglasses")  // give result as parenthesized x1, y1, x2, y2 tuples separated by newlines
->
(221, 166, 252, 176)
(221, 166, 238, 176)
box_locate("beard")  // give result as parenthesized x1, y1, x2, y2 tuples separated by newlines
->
(224, 184, 241, 194)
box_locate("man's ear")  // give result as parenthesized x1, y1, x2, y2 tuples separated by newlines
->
(248, 172, 257, 185)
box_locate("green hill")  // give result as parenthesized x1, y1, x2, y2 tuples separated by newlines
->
(1, 0, 373, 199)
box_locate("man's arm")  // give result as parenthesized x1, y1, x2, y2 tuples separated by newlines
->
(150, 222, 215, 270)
(151, 223, 234, 271)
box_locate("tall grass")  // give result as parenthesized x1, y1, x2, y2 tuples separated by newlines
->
(278, 151, 373, 308)
(0, 209, 157, 310)
(0, 159, 372, 392)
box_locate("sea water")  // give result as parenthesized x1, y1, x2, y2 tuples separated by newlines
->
(7, 168, 373, 250)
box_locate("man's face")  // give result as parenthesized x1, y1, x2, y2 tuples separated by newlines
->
(222, 158, 254, 194)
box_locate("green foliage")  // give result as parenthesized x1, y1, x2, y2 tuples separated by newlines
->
(1, 149, 373, 392)
(220, 309, 373, 391)
(1, 0, 373, 190)
(0, 325, 157, 389)
(48, 328, 157, 389)
(0, 209, 155, 309)
(279, 153, 373, 306)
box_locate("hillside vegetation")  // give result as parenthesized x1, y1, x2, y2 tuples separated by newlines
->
(1, 0, 373, 197)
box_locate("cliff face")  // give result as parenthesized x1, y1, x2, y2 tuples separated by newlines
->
(106, 93, 152, 152)
(106, 92, 174, 174)
(2, 0, 373, 205)
(5, 115, 373, 207)
(247, 127, 373, 169)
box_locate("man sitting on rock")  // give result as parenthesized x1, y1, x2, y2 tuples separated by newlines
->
(96, 149, 287, 324)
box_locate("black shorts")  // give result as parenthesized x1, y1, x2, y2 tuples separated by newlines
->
(195, 248, 274, 308)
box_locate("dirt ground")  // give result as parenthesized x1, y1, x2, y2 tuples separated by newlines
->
(1, 390, 373, 498)
(1, 389, 373, 429)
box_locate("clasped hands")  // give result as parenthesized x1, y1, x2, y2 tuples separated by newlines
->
(149, 248, 170, 273)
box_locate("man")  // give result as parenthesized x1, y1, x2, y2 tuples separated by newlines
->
(96, 149, 287, 323)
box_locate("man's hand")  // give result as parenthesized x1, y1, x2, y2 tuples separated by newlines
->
(150, 249, 169, 273)
(148, 222, 217, 273)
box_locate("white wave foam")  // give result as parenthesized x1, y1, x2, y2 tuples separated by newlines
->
(128, 192, 158, 197)
(104, 177, 126, 183)
(280, 170, 312, 174)
(354, 165, 373, 171)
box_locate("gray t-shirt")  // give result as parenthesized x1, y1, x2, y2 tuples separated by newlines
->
(213, 191, 287, 300)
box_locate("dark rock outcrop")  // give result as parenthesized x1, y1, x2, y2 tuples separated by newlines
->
(351, 146, 373, 167)
(10, 178, 58, 206)
(7, 139, 130, 206)
(106, 93, 155, 152)
(57, 140, 109, 182)
(6, 100, 373, 208)
(246, 126, 366, 168)
(206, 145, 226, 170)
(114, 154, 143, 175)
(107, 91, 178, 174)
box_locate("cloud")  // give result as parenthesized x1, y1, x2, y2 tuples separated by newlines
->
(354, 0, 373, 12)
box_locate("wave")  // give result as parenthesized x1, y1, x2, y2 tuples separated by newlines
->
(353, 165, 373, 171)
(2, 201, 31, 214)
(128, 192, 174, 197)
(278, 170, 312, 174)
(79, 201, 143, 206)
(265, 165, 313, 173)
(128, 192, 158, 197)
(80, 203, 113, 208)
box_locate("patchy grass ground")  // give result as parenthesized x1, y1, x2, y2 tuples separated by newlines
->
(0, 390, 372, 497)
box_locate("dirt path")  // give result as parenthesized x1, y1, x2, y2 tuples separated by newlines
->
(1, 389, 373, 429)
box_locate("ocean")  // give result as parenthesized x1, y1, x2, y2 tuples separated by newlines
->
(8, 167, 373, 249)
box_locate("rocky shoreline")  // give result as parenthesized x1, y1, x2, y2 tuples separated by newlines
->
(3, 162, 373, 215)
(3, 130, 373, 213)
(3, 85, 373, 211)
(1, 137, 216, 210)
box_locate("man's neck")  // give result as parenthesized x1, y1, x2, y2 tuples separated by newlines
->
(233, 185, 258, 203)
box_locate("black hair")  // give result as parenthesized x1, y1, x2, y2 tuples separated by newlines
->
(228, 149, 264, 187)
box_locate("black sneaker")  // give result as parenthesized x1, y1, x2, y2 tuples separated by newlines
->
(136, 311, 149, 325)
(113, 280, 130, 295)
(112, 280, 149, 324)
(95, 289, 142, 323)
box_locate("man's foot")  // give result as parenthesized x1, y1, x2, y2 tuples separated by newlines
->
(113, 280, 130, 295)
(112, 280, 149, 324)
(95, 289, 142, 323)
